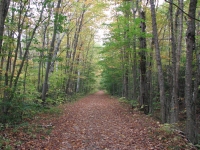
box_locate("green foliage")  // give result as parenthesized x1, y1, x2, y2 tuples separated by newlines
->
(0, 90, 63, 125)
(0, 0, 105, 127)
(130, 100, 139, 108)
(159, 123, 175, 134)
(153, 101, 160, 110)
(153, 123, 194, 149)
(99, 1, 151, 97)
(0, 135, 11, 150)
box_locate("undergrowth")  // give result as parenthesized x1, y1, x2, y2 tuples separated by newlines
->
(0, 91, 89, 149)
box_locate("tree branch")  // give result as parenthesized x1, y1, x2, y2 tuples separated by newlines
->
(165, 0, 200, 22)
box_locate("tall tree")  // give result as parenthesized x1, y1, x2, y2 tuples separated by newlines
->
(139, 10, 148, 114)
(131, 0, 139, 103)
(184, 0, 198, 144)
(174, 0, 183, 123)
(150, 0, 167, 123)
(0, 0, 11, 53)
(169, 0, 178, 123)
(65, 3, 87, 94)
(122, 0, 130, 99)
(42, 0, 62, 102)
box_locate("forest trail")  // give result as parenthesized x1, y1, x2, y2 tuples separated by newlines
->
(43, 91, 194, 150)
(5, 91, 195, 149)
(60, 90, 153, 150)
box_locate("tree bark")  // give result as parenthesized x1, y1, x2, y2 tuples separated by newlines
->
(139, 11, 148, 114)
(0, 0, 11, 54)
(66, 6, 86, 94)
(131, 0, 138, 103)
(169, 0, 178, 123)
(38, 5, 52, 92)
(42, 0, 62, 102)
(150, 0, 167, 123)
(184, 0, 198, 144)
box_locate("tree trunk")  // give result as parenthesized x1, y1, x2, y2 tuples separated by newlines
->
(0, 0, 11, 54)
(10, 2, 27, 87)
(139, 11, 148, 114)
(184, 0, 198, 144)
(148, 39, 154, 113)
(42, 0, 62, 102)
(175, 0, 183, 120)
(150, 0, 167, 123)
(131, 0, 138, 102)
(49, 32, 67, 73)
(38, 6, 52, 92)
(66, 7, 85, 94)
(169, 0, 178, 123)
(193, 11, 200, 119)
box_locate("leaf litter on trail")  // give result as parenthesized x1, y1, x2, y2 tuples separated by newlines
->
(1, 91, 197, 149)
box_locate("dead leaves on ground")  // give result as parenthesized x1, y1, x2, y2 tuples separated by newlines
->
(0, 91, 197, 149)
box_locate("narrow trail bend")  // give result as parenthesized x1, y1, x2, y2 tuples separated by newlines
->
(44, 91, 193, 150)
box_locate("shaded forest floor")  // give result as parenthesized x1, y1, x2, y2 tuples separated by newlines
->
(0, 91, 197, 149)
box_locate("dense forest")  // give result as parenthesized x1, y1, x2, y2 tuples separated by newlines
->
(99, 0, 200, 145)
(0, 0, 105, 123)
(0, 0, 200, 147)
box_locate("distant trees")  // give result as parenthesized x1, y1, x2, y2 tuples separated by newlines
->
(100, 0, 150, 115)
(100, 0, 200, 144)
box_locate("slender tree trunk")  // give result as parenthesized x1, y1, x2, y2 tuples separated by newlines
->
(23, 59, 28, 94)
(184, 0, 198, 144)
(9, 1, 27, 88)
(193, 11, 200, 117)
(75, 48, 81, 93)
(139, 11, 148, 114)
(123, 0, 130, 99)
(150, 0, 167, 123)
(42, 0, 62, 102)
(131, 0, 138, 102)
(13, 0, 46, 91)
(124, 66, 129, 98)
(175, 0, 183, 119)
(81, 34, 93, 93)
(49, 33, 63, 73)
(148, 39, 154, 113)
(0, 0, 11, 54)
(38, 6, 52, 92)
(66, 8, 85, 94)
(169, 0, 178, 123)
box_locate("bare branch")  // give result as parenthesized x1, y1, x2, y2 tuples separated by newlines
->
(165, 0, 200, 22)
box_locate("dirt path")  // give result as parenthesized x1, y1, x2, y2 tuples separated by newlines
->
(41, 91, 192, 150)
(1, 92, 196, 149)
(23, 90, 194, 150)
